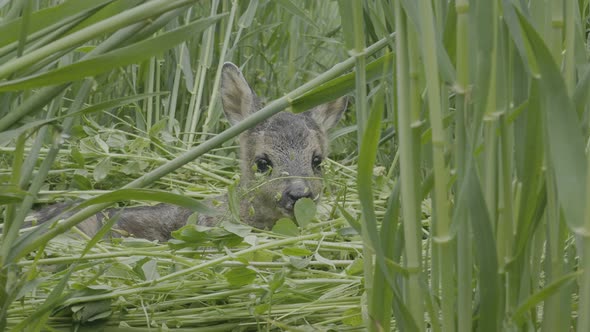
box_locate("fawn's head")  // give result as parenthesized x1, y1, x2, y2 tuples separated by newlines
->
(220, 62, 347, 228)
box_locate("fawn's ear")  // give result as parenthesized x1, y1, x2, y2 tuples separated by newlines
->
(309, 97, 348, 130)
(220, 62, 258, 125)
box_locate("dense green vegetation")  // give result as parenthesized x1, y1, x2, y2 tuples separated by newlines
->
(1, 0, 589, 331)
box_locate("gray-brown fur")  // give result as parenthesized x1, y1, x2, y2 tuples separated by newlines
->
(30, 62, 347, 241)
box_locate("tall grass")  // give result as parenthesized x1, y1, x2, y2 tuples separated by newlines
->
(0, 0, 589, 330)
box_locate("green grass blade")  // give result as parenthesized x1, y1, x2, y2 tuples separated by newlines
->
(75, 189, 218, 215)
(291, 52, 394, 113)
(0, 92, 166, 142)
(512, 271, 581, 325)
(0, 0, 199, 80)
(0, 15, 224, 91)
(276, 0, 318, 29)
(0, 0, 112, 48)
(516, 8, 587, 232)
(457, 165, 500, 332)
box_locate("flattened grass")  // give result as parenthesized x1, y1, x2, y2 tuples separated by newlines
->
(4, 146, 375, 330)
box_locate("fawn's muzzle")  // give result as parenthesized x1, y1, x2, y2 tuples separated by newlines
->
(280, 180, 313, 211)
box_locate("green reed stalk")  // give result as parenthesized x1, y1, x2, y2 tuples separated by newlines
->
(394, 1, 423, 329)
(579, 0, 590, 326)
(580, 198, 590, 332)
(497, 24, 515, 317)
(563, 0, 575, 95)
(145, 57, 156, 130)
(337, 2, 378, 330)
(416, 0, 454, 330)
(184, 0, 218, 145)
(543, 1, 568, 330)
(569, 2, 586, 330)
(351, 1, 367, 142)
(201, 0, 238, 139)
(454, 0, 471, 330)
(350, 4, 375, 331)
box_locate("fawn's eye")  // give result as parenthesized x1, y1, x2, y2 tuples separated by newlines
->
(255, 156, 272, 174)
(312, 155, 323, 171)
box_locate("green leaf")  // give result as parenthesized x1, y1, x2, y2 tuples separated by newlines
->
(224, 267, 256, 287)
(71, 300, 112, 324)
(282, 247, 312, 257)
(170, 224, 243, 249)
(221, 219, 252, 238)
(93, 157, 112, 182)
(133, 257, 160, 281)
(289, 256, 311, 269)
(72, 174, 93, 190)
(254, 303, 270, 315)
(268, 270, 287, 292)
(342, 308, 363, 326)
(293, 198, 316, 227)
(516, 8, 587, 231)
(70, 146, 86, 168)
(272, 218, 300, 236)
(345, 258, 364, 276)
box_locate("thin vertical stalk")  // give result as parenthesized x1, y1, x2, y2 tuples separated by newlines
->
(482, 0, 499, 234)
(543, 171, 564, 331)
(455, 0, 471, 330)
(184, 0, 218, 145)
(155, 57, 161, 124)
(167, 43, 183, 133)
(201, 0, 238, 139)
(347, 2, 374, 331)
(580, 1, 590, 332)
(351, 1, 367, 142)
(579, 1, 590, 324)
(184, 64, 203, 141)
(394, 1, 423, 329)
(579, 180, 590, 332)
(497, 24, 517, 319)
(145, 57, 156, 129)
(549, 0, 564, 62)
(543, 1, 567, 330)
(16, 0, 32, 58)
(416, 0, 454, 330)
(563, 0, 575, 95)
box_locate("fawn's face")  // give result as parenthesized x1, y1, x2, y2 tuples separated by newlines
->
(220, 63, 347, 228)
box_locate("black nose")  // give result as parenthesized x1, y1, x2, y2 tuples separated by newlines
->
(280, 184, 313, 211)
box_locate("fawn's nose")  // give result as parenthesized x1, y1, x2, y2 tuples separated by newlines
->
(280, 182, 313, 211)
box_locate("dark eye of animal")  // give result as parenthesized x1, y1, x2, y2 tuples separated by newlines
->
(312, 155, 323, 171)
(255, 156, 272, 173)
